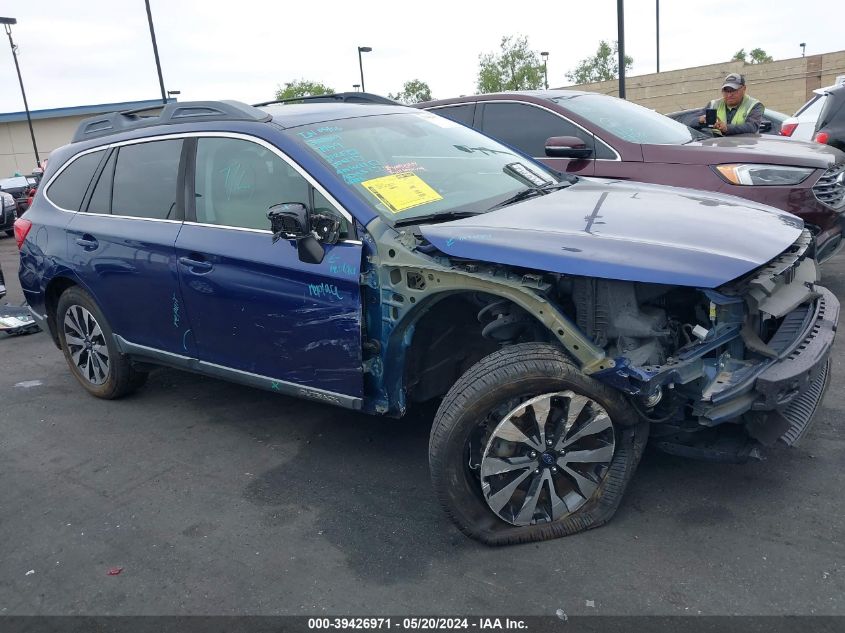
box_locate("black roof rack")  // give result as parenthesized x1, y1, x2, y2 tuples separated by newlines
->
(253, 91, 400, 107)
(72, 100, 272, 143)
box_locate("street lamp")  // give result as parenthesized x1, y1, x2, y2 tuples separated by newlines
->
(352, 84, 361, 92)
(144, 0, 167, 104)
(540, 51, 549, 89)
(0, 17, 40, 167)
(800, 42, 806, 57)
(357, 46, 372, 92)
(167, 90, 180, 100)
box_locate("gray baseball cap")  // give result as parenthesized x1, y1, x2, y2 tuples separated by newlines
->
(722, 73, 746, 90)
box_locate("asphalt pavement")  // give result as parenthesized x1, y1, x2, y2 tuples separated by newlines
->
(1, 233, 843, 616)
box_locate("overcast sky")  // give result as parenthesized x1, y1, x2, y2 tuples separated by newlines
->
(0, 0, 841, 113)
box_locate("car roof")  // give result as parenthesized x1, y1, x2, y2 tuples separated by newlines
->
(418, 89, 594, 108)
(259, 102, 416, 128)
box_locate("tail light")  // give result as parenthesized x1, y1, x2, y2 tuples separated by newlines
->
(780, 120, 798, 137)
(814, 131, 830, 144)
(13, 218, 32, 249)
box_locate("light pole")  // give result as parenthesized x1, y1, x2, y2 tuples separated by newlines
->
(800, 42, 806, 57)
(144, 0, 167, 104)
(0, 17, 39, 167)
(167, 90, 180, 100)
(352, 84, 361, 92)
(357, 46, 372, 93)
(617, 0, 626, 99)
(541, 51, 549, 89)
(656, 0, 660, 73)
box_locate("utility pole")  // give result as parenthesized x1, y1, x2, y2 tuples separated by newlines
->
(656, 0, 660, 73)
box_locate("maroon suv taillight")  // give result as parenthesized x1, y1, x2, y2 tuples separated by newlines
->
(780, 121, 798, 137)
(13, 218, 32, 250)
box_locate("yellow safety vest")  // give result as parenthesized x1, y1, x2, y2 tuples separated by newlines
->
(708, 95, 761, 135)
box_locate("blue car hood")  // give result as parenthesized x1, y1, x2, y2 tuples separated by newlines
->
(419, 178, 803, 288)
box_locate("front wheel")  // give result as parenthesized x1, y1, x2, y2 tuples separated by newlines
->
(429, 342, 647, 545)
(56, 286, 147, 399)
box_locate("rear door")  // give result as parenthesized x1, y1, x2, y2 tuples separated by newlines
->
(64, 138, 192, 355)
(175, 134, 364, 399)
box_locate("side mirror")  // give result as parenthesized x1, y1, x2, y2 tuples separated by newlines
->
(268, 202, 326, 264)
(759, 120, 773, 133)
(545, 136, 593, 159)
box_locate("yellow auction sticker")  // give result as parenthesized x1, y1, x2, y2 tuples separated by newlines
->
(361, 172, 443, 213)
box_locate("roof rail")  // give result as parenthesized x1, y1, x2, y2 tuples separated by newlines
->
(71, 100, 272, 143)
(253, 91, 400, 107)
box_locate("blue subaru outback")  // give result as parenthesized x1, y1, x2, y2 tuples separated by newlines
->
(15, 98, 839, 545)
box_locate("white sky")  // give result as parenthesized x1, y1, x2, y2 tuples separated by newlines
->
(0, 0, 841, 112)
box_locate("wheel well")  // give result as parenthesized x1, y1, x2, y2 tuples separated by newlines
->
(404, 292, 554, 404)
(44, 277, 78, 348)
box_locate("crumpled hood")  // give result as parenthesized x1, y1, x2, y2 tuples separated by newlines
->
(642, 134, 844, 169)
(420, 178, 804, 288)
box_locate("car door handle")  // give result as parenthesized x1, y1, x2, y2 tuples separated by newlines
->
(178, 256, 213, 273)
(75, 235, 99, 250)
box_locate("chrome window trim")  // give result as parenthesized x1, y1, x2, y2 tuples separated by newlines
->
(43, 131, 356, 223)
(469, 99, 622, 162)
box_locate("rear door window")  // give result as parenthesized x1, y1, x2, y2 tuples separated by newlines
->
(480, 102, 595, 157)
(112, 139, 184, 220)
(46, 150, 106, 211)
(431, 104, 476, 127)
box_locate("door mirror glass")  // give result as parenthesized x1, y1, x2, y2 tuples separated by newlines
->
(545, 136, 593, 159)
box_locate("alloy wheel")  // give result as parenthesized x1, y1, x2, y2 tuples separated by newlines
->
(63, 305, 110, 385)
(480, 391, 615, 526)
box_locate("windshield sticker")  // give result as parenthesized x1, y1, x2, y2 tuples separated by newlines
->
(505, 162, 553, 188)
(297, 126, 343, 140)
(361, 173, 443, 214)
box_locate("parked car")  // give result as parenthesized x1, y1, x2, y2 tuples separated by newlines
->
(16, 100, 838, 544)
(781, 77, 845, 142)
(781, 85, 845, 152)
(664, 106, 789, 135)
(417, 91, 845, 262)
(0, 175, 38, 216)
(1, 191, 17, 236)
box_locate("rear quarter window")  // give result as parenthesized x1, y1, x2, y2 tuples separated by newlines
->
(46, 150, 106, 211)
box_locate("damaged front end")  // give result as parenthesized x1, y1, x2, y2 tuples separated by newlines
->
(589, 229, 838, 461)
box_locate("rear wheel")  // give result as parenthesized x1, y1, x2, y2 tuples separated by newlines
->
(429, 342, 647, 545)
(56, 287, 147, 399)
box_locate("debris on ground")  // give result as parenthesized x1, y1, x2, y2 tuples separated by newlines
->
(107, 567, 123, 576)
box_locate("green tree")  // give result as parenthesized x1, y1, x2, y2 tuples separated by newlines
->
(476, 35, 545, 93)
(566, 40, 633, 84)
(388, 79, 433, 104)
(275, 79, 334, 101)
(732, 48, 773, 64)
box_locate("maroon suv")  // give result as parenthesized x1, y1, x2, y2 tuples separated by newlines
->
(418, 90, 845, 261)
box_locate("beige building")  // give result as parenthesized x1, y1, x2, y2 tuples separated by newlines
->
(0, 99, 172, 177)
(560, 50, 845, 116)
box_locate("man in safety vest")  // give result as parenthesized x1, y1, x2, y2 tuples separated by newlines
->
(696, 73, 764, 135)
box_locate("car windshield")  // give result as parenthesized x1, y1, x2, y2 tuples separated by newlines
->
(283, 111, 562, 223)
(554, 94, 697, 145)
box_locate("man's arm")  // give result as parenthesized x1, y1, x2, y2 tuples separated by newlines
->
(726, 101, 764, 135)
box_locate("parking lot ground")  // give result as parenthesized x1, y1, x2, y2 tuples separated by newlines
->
(1, 232, 844, 616)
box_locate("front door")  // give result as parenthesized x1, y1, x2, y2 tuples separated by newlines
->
(175, 135, 364, 399)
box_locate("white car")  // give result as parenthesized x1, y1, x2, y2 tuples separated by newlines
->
(781, 75, 845, 140)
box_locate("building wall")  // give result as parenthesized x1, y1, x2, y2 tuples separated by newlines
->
(562, 51, 845, 116)
(0, 116, 87, 176)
